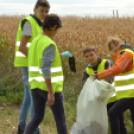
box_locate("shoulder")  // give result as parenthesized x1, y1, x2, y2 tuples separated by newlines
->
(119, 50, 133, 59)
(21, 16, 33, 28)
(23, 21, 31, 27)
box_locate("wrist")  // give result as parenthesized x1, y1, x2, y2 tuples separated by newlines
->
(96, 74, 100, 80)
(48, 90, 53, 94)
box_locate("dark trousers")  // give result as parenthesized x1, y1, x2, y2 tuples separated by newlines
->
(24, 88, 68, 134)
(107, 101, 128, 134)
(107, 98, 134, 134)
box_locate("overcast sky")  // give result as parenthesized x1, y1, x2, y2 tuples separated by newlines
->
(0, 0, 134, 17)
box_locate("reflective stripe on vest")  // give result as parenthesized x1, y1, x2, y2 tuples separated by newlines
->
(115, 73, 134, 81)
(114, 49, 134, 99)
(115, 84, 134, 91)
(29, 76, 64, 83)
(16, 41, 31, 48)
(29, 66, 62, 74)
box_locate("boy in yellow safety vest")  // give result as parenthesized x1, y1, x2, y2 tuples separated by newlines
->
(82, 45, 128, 134)
(14, 1, 50, 134)
(24, 14, 70, 134)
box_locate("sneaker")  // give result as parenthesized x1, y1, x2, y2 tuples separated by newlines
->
(17, 126, 24, 134)
(36, 132, 41, 134)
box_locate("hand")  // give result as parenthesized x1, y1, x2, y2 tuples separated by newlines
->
(61, 51, 73, 58)
(46, 92, 55, 106)
(92, 73, 98, 79)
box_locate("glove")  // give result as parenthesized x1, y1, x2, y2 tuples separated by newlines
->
(61, 51, 73, 58)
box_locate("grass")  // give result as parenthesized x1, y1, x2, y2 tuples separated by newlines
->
(0, 73, 133, 134)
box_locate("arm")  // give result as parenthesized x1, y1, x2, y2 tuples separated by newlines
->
(19, 21, 32, 56)
(97, 51, 133, 80)
(82, 70, 89, 86)
(105, 60, 114, 84)
(42, 45, 56, 106)
(19, 36, 29, 56)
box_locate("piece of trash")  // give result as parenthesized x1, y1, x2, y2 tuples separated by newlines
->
(69, 56, 76, 72)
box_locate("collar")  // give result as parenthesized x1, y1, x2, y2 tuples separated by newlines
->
(30, 14, 43, 26)
(112, 49, 123, 60)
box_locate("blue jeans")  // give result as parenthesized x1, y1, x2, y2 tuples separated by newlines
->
(24, 89, 68, 134)
(19, 67, 39, 134)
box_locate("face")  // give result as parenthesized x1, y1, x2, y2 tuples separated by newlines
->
(34, 6, 50, 21)
(110, 43, 121, 53)
(84, 51, 98, 66)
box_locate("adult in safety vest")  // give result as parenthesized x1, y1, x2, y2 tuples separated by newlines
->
(82, 45, 127, 134)
(24, 14, 70, 134)
(93, 37, 134, 134)
(14, 1, 50, 134)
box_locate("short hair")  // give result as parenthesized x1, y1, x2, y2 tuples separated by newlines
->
(43, 14, 62, 31)
(107, 36, 124, 50)
(83, 45, 96, 55)
(35, 0, 50, 8)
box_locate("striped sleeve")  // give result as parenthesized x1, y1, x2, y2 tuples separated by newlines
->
(42, 45, 56, 79)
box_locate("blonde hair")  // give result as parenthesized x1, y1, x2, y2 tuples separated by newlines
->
(107, 36, 124, 50)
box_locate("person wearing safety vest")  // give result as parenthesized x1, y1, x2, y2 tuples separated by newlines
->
(24, 14, 72, 134)
(93, 37, 134, 134)
(14, 1, 50, 134)
(107, 85, 128, 134)
(82, 45, 128, 134)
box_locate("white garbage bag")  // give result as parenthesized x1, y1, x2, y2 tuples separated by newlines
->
(70, 77, 114, 134)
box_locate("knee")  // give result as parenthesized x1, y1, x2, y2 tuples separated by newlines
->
(33, 115, 44, 124)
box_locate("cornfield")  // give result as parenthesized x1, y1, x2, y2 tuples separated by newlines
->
(0, 15, 134, 134)
(1, 15, 134, 71)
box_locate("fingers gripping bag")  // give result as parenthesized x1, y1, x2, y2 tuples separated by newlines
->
(70, 77, 114, 134)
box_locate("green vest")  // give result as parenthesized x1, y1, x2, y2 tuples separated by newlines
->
(14, 16, 43, 67)
(28, 35, 63, 93)
(86, 59, 107, 76)
(114, 49, 134, 100)
(86, 59, 117, 104)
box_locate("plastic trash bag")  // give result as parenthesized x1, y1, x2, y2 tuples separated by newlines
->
(70, 77, 114, 134)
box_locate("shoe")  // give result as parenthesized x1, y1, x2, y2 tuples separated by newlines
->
(17, 126, 24, 134)
(36, 132, 41, 134)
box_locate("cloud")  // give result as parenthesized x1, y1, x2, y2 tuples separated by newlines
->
(0, 2, 34, 14)
(0, 0, 134, 16)
(50, 0, 134, 16)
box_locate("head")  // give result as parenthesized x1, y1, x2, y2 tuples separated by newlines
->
(34, 0, 50, 21)
(43, 14, 62, 38)
(107, 36, 124, 53)
(83, 45, 98, 66)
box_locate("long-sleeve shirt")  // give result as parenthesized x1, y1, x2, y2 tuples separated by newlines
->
(97, 44, 134, 80)
(41, 45, 56, 79)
